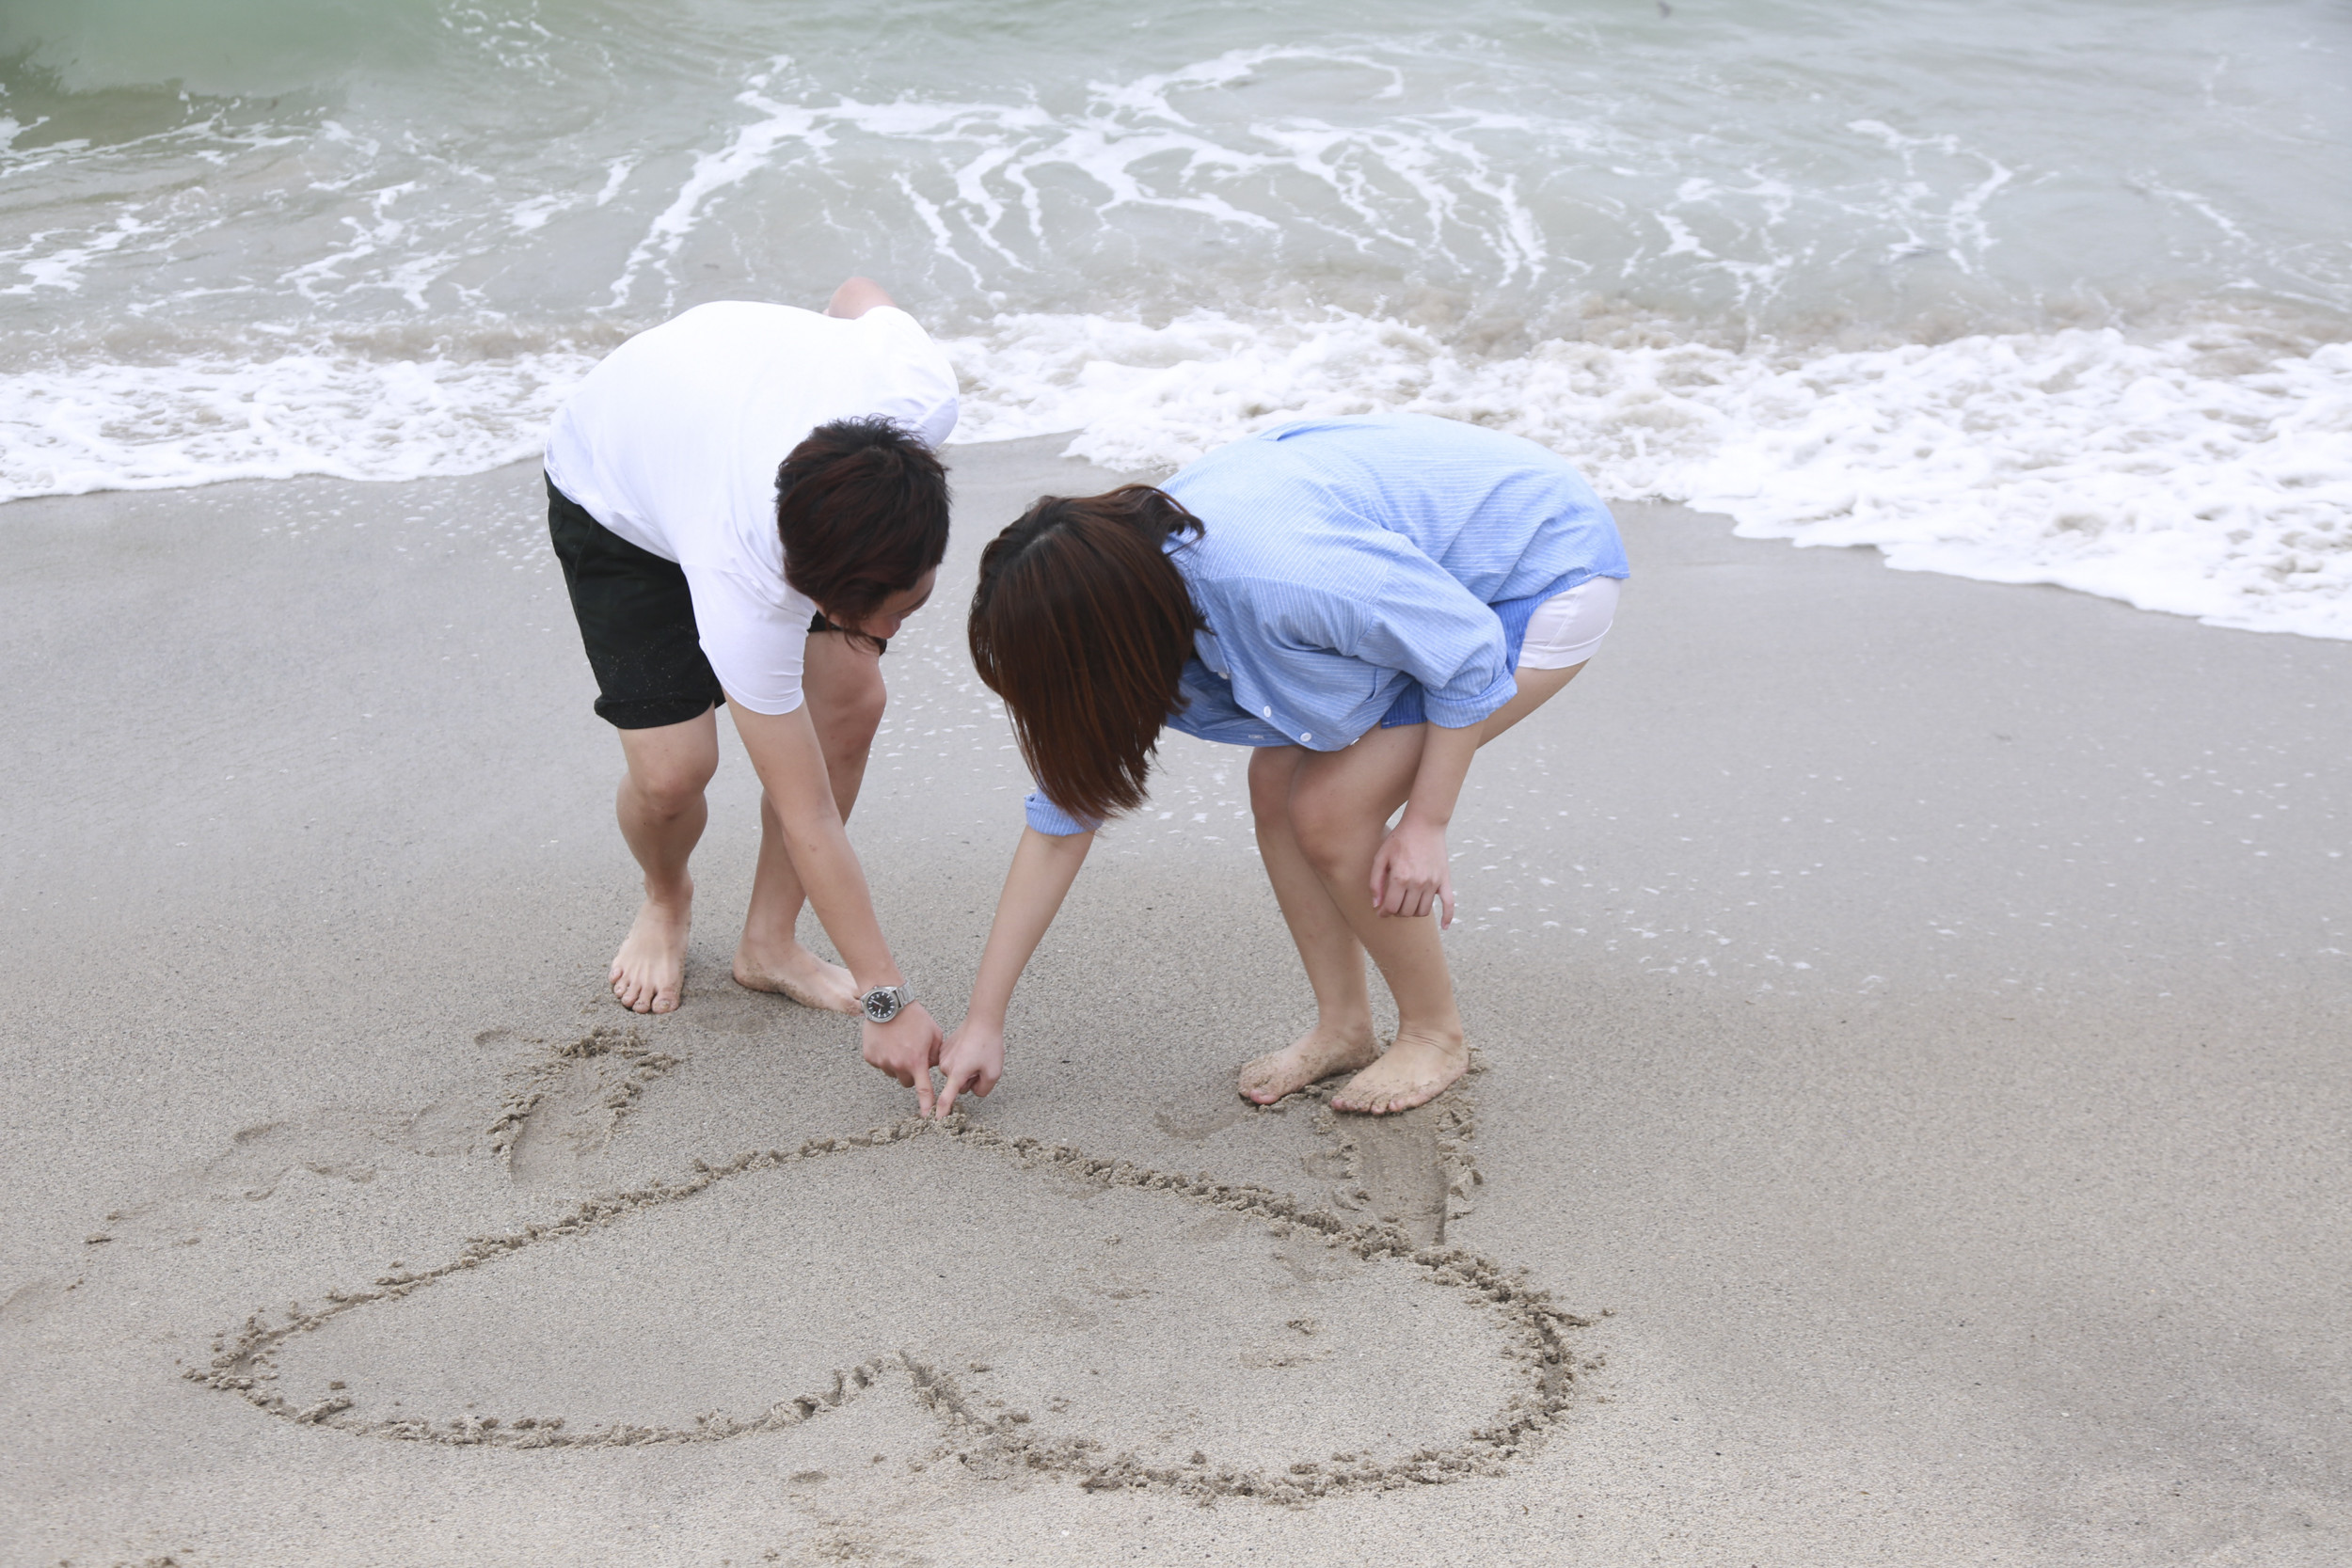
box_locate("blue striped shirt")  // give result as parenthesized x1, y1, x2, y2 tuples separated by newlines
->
(1025, 414, 1628, 835)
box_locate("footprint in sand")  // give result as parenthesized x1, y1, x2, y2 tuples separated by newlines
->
(486, 1023, 678, 1189)
(183, 1037, 1589, 1504)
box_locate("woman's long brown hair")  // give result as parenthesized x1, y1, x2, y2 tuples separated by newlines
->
(968, 485, 1206, 824)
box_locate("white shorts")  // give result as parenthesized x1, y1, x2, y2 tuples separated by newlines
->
(1516, 576, 1621, 670)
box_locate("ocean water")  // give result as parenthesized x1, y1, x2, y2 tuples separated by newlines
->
(3, 0, 2347, 636)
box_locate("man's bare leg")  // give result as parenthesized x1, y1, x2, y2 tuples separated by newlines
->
(612, 708, 722, 1014)
(1237, 745, 1380, 1102)
(731, 629, 886, 1011)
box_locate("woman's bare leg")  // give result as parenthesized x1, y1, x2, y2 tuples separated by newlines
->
(1262, 660, 1590, 1112)
(1281, 726, 1466, 1113)
(732, 630, 886, 1011)
(1236, 746, 1382, 1102)
(611, 708, 722, 1014)
(1475, 661, 1582, 743)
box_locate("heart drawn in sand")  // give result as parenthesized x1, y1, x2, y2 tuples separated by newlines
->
(186, 1110, 1592, 1504)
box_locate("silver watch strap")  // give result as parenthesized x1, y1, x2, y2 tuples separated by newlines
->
(862, 980, 914, 1019)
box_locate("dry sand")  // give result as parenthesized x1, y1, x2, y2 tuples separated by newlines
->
(2, 437, 2346, 1567)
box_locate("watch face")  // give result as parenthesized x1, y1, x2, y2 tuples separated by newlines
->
(861, 988, 899, 1022)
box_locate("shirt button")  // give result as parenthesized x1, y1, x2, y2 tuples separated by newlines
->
(1300, 733, 1311, 742)
(1260, 705, 1272, 718)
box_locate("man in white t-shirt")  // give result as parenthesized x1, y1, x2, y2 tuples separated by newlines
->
(544, 277, 957, 1106)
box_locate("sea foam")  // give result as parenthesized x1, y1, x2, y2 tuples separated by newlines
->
(949, 310, 2352, 640)
(2, 311, 2345, 641)
(0, 348, 593, 498)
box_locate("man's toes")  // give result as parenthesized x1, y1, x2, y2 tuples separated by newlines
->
(616, 968, 658, 1012)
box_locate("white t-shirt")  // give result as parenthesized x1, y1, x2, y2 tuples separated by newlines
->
(544, 302, 960, 715)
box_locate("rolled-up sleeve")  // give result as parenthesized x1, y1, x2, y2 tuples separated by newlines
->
(681, 563, 810, 716)
(1345, 549, 1517, 729)
(1024, 790, 1101, 837)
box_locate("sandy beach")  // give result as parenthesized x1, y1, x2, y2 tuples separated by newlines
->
(3, 437, 2346, 1566)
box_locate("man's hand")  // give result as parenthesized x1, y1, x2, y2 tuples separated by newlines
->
(1370, 815, 1455, 927)
(934, 1018, 1006, 1119)
(862, 1002, 946, 1115)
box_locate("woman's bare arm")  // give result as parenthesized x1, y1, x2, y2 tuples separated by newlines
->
(935, 826, 1095, 1116)
(1370, 716, 1481, 926)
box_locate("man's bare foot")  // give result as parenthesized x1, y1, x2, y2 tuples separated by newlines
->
(733, 937, 860, 1013)
(1236, 1021, 1379, 1104)
(1328, 1026, 1468, 1115)
(612, 893, 691, 1014)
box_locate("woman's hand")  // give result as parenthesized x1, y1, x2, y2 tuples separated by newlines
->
(934, 1017, 1007, 1118)
(930, 825, 1093, 1120)
(862, 1002, 946, 1115)
(1370, 814, 1456, 927)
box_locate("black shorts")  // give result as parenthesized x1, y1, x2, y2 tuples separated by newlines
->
(546, 475, 883, 731)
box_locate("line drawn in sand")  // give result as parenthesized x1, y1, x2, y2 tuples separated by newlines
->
(186, 1115, 1597, 1506)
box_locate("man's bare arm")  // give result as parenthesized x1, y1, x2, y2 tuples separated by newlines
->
(727, 693, 947, 1110)
(824, 277, 897, 319)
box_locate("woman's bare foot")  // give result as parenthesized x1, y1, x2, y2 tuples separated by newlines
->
(612, 892, 691, 1014)
(733, 936, 860, 1013)
(1236, 1021, 1379, 1104)
(1328, 1025, 1468, 1115)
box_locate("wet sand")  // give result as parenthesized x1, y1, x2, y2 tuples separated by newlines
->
(2, 438, 2346, 1566)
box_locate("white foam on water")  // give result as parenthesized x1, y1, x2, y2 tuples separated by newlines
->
(0, 210, 156, 295)
(945, 309, 2352, 641)
(3, 310, 2343, 641)
(0, 347, 595, 497)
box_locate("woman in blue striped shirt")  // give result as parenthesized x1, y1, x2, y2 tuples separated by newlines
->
(930, 414, 1628, 1118)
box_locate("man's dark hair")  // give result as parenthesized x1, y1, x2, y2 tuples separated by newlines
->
(968, 485, 1206, 824)
(776, 417, 951, 651)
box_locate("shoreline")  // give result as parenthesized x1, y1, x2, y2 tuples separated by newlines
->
(3, 443, 2346, 1565)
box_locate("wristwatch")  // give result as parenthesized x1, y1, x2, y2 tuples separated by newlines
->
(858, 980, 914, 1024)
